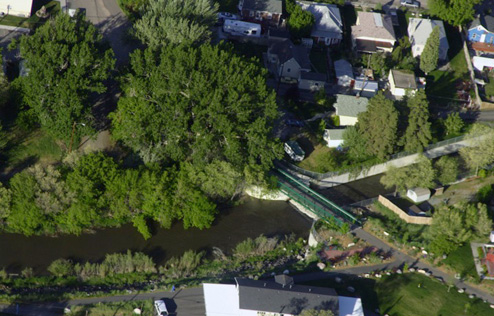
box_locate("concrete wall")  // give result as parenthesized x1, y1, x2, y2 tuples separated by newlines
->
(378, 195, 432, 225)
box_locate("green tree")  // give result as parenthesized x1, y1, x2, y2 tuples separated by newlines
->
(420, 26, 440, 74)
(134, 0, 218, 48)
(443, 112, 464, 136)
(13, 13, 114, 143)
(118, 0, 148, 17)
(342, 125, 370, 162)
(288, 6, 315, 40)
(0, 49, 9, 108)
(435, 156, 458, 184)
(111, 45, 282, 182)
(429, 0, 480, 26)
(357, 92, 398, 160)
(380, 164, 409, 193)
(299, 309, 334, 316)
(381, 155, 436, 193)
(0, 183, 11, 226)
(48, 259, 74, 277)
(369, 52, 389, 77)
(401, 90, 432, 152)
(460, 124, 494, 175)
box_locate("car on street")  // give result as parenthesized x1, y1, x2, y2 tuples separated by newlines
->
(400, 0, 420, 8)
(154, 300, 169, 316)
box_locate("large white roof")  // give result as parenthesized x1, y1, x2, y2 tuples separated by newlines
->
(0, 0, 33, 17)
(339, 296, 364, 316)
(203, 284, 240, 316)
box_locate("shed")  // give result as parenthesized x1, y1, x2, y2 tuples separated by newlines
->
(407, 188, 431, 203)
(388, 69, 418, 97)
(353, 78, 378, 98)
(334, 59, 354, 87)
(323, 129, 345, 148)
(284, 141, 305, 161)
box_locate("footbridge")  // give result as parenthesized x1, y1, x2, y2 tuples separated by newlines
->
(276, 168, 360, 226)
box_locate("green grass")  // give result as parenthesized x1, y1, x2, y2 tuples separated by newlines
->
(442, 244, 477, 279)
(485, 79, 494, 98)
(297, 144, 335, 173)
(0, 1, 60, 28)
(310, 50, 327, 73)
(69, 299, 154, 316)
(304, 274, 493, 316)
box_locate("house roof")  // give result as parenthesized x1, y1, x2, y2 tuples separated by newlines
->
(269, 39, 311, 70)
(0, 0, 33, 16)
(334, 59, 354, 80)
(298, 1, 343, 39)
(353, 78, 378, 92)
(472, 41, 494, 52)
(352, 12, 396, 41)
(236, 278, 339, 314)
(242, 0, 283, 13)
(408, 187, 430, 197)
(390, 69, 417, 89)
(408, 18, 449, 49)
(300, 71, 327, 81)
(470, 15, 494, 33)
(324, 129, 345, 141)
(334, 94, 369, 118)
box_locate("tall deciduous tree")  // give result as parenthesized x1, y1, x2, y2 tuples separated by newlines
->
(443, 112, 464, 136)
(460, 124, 494, 175)
(13, 12, 114, 143)
(357, 92, 398, 160)
(401, 90, 432, 152)
(111, 44, 282, 183)
(435, 156, 458, 184)
(381, 155, 436, 192)
(420, 26, 440, 74)
(134, 0, 218, 48)
(429, 0, 480, 27)
(342, 125, 370, 162)
(288, 5, 315, 40)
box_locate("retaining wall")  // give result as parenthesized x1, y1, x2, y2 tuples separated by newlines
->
(377, 195, 432, 225)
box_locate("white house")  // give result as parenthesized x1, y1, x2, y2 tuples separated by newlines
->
(203, 277, 364, 316)
(0, 0, 33, 17)
(334, 59, 354, 87)
(407, 188, 431, 203)
(352, 12, 396, 53)
(324, 129, 345, 148)
(473, 56, 494, 71)
(284, 141, 305, 161)
(298, 1, 343, 46)
(223, 20, 262, 37)
(408, 18, 449, 61)
(267, 39, 311, 82)
(333, 94, 369, 126)
(353, 78, 378, 98)
(388, 69, 418, 97)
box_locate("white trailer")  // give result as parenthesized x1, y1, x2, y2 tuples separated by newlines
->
(223, 20, 261, 37)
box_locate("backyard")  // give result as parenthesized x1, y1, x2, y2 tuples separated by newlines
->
(0, 1, 60, 28)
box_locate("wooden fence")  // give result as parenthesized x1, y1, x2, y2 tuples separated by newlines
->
(377, 195, 432, 225)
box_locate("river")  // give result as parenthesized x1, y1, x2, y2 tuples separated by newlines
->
(0, 198, 312, 273)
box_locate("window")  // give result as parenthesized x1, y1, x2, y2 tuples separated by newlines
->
(287, 68, 291, 73)
(252, 30, 257, 34)
(249, 10, 254, 17)
(472, 33, 477, 39)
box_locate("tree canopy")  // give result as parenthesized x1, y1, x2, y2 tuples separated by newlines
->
(357, 92, 398, 160)
(287, 5, 315, 40)
(420, 26, 440, 74)
(380, 155, 436, 193)
(443, 112, 464, 136)
(111, 44, 282, 184)
(429, 0, 480, 26)
(460, 124, 494, 175)
(12, 12, 114, 143)
(401, 90, 432, 152)
(134, 0, 218, 48)
(435, 156, 459, 185)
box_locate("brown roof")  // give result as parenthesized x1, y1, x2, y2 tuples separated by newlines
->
(355, 39, 394, 52)
(472, 42, 494, 53)
(391, 69, 417, 89)
(352, 12, 396, 42)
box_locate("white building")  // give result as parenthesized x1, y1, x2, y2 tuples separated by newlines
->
(408, 18, 449, 61)
(223, 20, 261, 37)
(0, 0, 33, 17)
(388, 69, 418, 97)
(324, 129, 345, 148)
(333, 94, 369, 126)
(204, 277, 364, 316)
(407, 188, 431, 203)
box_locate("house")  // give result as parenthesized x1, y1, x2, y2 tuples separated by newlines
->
(406, 188, 431, 203)
(298, 71, 326, 91)
(334, 59, 354, 87)
(223, 20, 262, 37)
(353, 78, 378, 98)
(324, 129, 345, 148)
(203, 276, 364, 316)
(267, 39, 311, 82)
(284, 141, 305, 161)
(0, 0, 32, 17)
(408, 18, 449, 61)
(352, 12, 396, 53)
(473, 56, 494, 71)
(468, 15, 494, 53)
(238, 0, 283, 26)
(333, 94, 369, 126)
(388, 69, 418, 97)
(298, 1, 343, 46)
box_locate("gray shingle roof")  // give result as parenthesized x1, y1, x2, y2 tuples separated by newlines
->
(334, 59, 354, 80)
(300, 71, 327, 81)
(471, 15, 494, 32)
(325, 129, 345, 141)
(236, 278, 339, 315)
(269, 39, 311, 69)
(334, 94, 369, 118)
(242, 0, 283, 13)
(390, 69, 417, 89)
(408, 18, 449, 49)
(298, 1, 343, 40)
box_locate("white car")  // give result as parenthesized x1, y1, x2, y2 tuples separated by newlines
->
(217, 12, 240, 20)
(401, 0, 420, 8)
(154, 300, 169, 316)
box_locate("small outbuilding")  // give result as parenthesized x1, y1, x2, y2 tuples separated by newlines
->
(353, 78, 378, 98)
(334, 59, 354, 87)
(284, 141, 305, 161)
(388, 69, 418, 97)
(323, 129, 345, 148)
(407, 188, 431, 203)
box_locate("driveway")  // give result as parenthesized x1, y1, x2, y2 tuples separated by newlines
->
(67, 0, 135, 64)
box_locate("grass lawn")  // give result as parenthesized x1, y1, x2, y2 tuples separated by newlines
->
(297, 144, 335, 173)
(304, 273, 493, 316)
(0, 1, 60, 28)
(485, 78, 494, 98)
(310, 50, 327, 74)
(69, 299, 154, 316)
(442, 244, 477, 279)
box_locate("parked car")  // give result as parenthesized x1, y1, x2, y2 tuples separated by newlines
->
(400, 0, 420, 8)
(218, 12, 240, 20)
(154, 300, 169, 316)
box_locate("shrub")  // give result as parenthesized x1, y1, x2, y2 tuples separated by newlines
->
(348, 253, 360, 265)
(478, 169, 487, 178)
(21, 267, 33, 278)
(0, 269, 7, 280)
(48, 259, 74, 277)
(477, 184, 494, 204)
